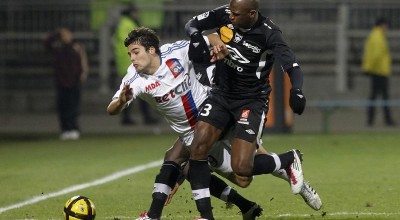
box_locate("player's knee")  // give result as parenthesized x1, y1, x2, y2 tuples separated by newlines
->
(235, 177, 252, 188)
(232, 162, 253, 177)
(190, 144, 209, 160)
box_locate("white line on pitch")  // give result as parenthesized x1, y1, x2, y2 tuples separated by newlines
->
(0, 160, 163, 214)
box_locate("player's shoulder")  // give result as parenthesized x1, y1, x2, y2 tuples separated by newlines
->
(123, 64, 141, 84)
(260, 16, 281, 32)
(196, 4, 229, 22)
(160, 40, 190, 59)
(214, 4, 230, 18)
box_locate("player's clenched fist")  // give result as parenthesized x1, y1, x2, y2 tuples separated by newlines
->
(289, 88, 306, 115)
(119, 84, 133, 104)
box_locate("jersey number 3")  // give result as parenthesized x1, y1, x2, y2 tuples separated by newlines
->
(200, 104, 212, 116)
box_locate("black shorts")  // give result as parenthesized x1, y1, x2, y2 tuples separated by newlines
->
(198, 92, 269, 143)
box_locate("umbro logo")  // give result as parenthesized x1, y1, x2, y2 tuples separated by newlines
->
(193, 42, 200, 48)
(245, 129, 255, 135)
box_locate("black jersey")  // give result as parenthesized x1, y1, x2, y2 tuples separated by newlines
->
(186, 5, 300, 99)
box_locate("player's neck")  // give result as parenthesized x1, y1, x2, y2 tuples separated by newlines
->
(146, 54, 162, 75)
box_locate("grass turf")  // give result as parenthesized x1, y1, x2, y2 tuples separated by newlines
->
(0, 133, 399, 219)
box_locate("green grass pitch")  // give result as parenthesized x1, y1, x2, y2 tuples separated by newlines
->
(0, 132, 399, 220)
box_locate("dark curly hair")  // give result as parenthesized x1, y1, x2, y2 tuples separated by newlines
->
(124, 27, 161, 55)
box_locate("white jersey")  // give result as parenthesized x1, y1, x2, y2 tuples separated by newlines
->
(113, 40, 209, 136)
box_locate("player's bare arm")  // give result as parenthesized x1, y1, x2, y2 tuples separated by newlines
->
(206, 33, 228, 62)
(107, 84, 133, 115)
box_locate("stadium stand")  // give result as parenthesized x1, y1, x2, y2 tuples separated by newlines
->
(1, 0, 399, 123)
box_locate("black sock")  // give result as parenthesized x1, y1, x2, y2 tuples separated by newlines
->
(189, 159, 214, 219)
(208, 174, 253, 214)
(278, 151, 294, 170)
(209, 174, 227, 198)
(252, 154, 277, 175)
(148, 161, 180, 218)
(227, 189, 254, 214)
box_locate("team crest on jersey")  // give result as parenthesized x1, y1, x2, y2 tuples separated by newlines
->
(220, 26, 233, 43)
(166, 58, 184, 78)
(238, 109, 250, 125)
(233, 33, 243, 43)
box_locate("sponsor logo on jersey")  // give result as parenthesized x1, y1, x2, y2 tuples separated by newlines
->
(145, 81, 161, 93)
(220, 26, 233, 43)
(225, 8, 231, 15)
(226, 45, 250, 63)
(233, 33, 243, 43)
(243, 41, 261, 53)
(223, 58, 243, 72)
(245, 129, 255, 135)
(154, 73, 191, 103)
(166, 58, 184, 78)
(195, 72, 202, 81)
(196, 12, 209, 21)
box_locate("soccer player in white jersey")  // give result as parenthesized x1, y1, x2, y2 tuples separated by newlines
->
(107, 27, 265, 220)
(107, 27, 321, 220)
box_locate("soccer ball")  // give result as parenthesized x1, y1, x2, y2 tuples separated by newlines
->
(63, 195, 96, 220)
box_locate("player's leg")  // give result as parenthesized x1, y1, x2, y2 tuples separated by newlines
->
(208, 140, 253, 188)
(271, 168, 322, 210)
(208, 174, 263, 219)
(253, 147, 297, 176)
(256, 146, 322, 210)
(145, 138, 189, 219)
(179, 161, 263, 219)
(230, 97, 303, 193)
(230, 138, 257, 176)
(230, 98, 266, 177)
(189, 95, 229, 220)
(189, 121, 222, 220)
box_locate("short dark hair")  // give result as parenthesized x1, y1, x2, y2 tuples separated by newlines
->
(124, 27, 161, 55)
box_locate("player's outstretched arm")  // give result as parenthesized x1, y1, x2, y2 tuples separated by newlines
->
(107, 84, 133, 115)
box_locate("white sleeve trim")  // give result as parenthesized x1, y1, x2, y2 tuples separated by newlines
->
(203, 35, 210, 46)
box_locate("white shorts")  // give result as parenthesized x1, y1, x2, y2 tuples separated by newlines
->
(180, 130, 195, 147)
(208, 140, 233, 178)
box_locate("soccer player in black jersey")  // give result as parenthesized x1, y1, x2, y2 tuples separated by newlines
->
(185, 0, 308, 219)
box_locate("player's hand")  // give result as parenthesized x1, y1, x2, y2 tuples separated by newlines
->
(210, 44, 228, 62)
(119, 84, 133, 104)
(164, 183, 180, 206)
(289, 88, 306, 115)
(188, 32, 210, 64)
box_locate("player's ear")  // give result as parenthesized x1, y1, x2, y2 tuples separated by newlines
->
(149, 46, 156, 55)
(249, 10, 257, 18)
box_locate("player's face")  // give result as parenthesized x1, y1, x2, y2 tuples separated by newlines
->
(229, 1, 256, 29)
(127, 43, 153, 74)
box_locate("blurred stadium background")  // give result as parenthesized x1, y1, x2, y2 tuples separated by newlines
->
(0, 0, 399, 135)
